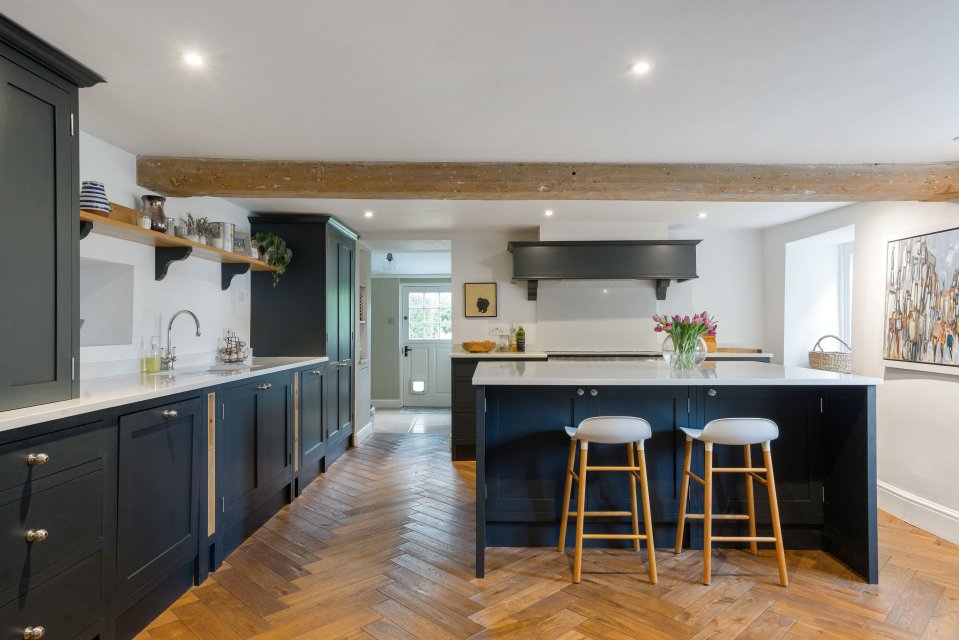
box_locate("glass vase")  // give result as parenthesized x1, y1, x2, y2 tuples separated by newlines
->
(661, 335, 708, 369)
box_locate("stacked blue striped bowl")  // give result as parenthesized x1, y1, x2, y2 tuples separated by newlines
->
(79, 181, 111, 215)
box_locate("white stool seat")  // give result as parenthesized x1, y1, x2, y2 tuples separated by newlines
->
(680, 418, 778, 446)
(566, 416, 652, 445)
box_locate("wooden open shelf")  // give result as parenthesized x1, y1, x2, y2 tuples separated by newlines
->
(80, 204, 275, 289)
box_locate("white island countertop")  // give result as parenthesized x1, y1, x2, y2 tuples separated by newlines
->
(0, 356, 328, 434)
(473, 360, 882, 386)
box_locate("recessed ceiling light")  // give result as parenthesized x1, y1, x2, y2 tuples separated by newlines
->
(183, 52, 204, 67)
(602, 289, 609, 294)
(544, 209, 554, 217)
(364, 211, 374, 218)
(698, 212, 708, 219)
(629, 61, 653, 75)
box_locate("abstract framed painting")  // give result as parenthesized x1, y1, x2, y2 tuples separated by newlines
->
(883, 225, 959, 373)
(464, 282, 497, 317)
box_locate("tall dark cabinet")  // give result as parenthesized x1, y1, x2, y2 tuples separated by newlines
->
(0, 16, 104, 411)
(250, 216, 357, 471)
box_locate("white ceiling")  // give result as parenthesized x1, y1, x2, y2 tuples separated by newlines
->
(3, 1, 954, 231)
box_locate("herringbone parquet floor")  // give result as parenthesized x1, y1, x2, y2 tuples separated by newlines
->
(136, 434, 959, 640)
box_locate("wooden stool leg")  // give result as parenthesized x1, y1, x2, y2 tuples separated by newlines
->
(674, 436, 693, 554)
(744, 444, 758, 555)
(703, 443, 713, 586)
(557, 439, 577, 552)
(572, 441, 589, 583)
(626, 443, 641, 552)
(638, 443, 658, 584)
(763, 443, 789, 586)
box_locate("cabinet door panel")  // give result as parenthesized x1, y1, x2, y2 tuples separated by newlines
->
(300, 368, 325, 457)
(701, 386, 823, 526)
(117, 398, 201, 599)
(222, 384, 258, 513)
(257, 377, 291, 488)
(0, 55, 75, 410)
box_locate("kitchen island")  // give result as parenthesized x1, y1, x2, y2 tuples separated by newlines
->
(472, 360, 882, 582)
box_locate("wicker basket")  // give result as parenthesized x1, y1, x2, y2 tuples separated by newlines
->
(808, 335, 852, 373)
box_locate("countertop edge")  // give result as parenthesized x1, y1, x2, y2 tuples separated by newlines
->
(0, 356, 329, 434)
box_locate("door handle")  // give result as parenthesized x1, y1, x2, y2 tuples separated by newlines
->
(590, 388, 599, 397)
(161, 409, 178, 419)
(403, 346, 411, 357)
(258, 383, 272, 391)
(707, 388, 717, 396)
(576, 388, 585, 396)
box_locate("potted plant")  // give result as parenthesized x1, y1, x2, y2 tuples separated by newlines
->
(180, 213, 201, 243)
(195, 216, 212, 245)
(652, 311, 718, 369)
(253, 232, 292, 287)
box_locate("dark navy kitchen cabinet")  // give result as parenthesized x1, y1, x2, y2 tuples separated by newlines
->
(298, 364, 328, 492)
(0, 16, 103, 412)
(218, 372, 294, 560)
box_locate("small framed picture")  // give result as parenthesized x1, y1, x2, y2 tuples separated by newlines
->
(464, 282, 497, 317)
(234, 230, 251, 256)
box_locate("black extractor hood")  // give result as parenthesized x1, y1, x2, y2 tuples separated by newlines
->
(508, 240, 700, 301)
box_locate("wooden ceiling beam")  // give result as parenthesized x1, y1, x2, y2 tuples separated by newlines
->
(136, 156, 959, 202)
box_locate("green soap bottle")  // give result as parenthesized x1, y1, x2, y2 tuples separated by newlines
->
(516, 325, 526, 352)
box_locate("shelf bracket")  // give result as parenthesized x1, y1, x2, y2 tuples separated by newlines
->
(655, 278, 671, 300)
(221, 263, 251, 290)
(526, 280, 538, 301)
(155, 247, 192, 281)
(79, 220, 93, 240)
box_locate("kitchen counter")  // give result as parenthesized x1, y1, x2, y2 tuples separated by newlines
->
(451, 348, 548, 359)
(0, 356, 328, 433)
(473, 360, 881, 386)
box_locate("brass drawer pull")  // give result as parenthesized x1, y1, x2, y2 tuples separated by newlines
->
(162, 409, 179, 419)
(25, 529, 49, 543)
(258, 383, 272, 391)
(26, 453, 49, 466)
(23, 627, 45, 639)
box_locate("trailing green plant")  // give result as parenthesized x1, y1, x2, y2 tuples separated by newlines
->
(254, 232, 292, 287)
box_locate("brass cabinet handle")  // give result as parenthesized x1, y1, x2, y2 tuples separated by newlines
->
(26, 453, 49, 466)
(707, 388, 717, 396)
(23, 627, 45, 639)
(590, 388, 599, 397)
(25, 529, 49, 543)
(162, 409, 178, 419)
(576, 388, 585, 396)
(258, 383, 272, 391)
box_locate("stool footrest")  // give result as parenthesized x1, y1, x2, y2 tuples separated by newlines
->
(568, 511, 634, 517)
(711, 536, 777, 543)
(582, 533, 649, 540)
(585, 466, 642, 472)
(712, 467, 768, 473)
(684, 513, 750, 520)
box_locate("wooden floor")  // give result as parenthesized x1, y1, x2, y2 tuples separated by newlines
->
(137, 434, 959, 640)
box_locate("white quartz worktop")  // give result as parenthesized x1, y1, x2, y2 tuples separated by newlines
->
(451, 348, 548, 359)
(0, 356, 328, 434)
(472, 360, 882, 386)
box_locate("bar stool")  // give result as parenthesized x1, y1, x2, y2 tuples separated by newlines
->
(674, 417, 788, 586)
(557, 416, 657, 584)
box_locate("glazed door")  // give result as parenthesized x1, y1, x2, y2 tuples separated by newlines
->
(401, 285, 452, 407)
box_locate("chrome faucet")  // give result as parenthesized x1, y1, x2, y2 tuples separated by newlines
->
(161, 310, 201, 371)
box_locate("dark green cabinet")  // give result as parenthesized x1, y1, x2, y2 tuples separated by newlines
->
(219, 373, 293, 558)
(115, 397, 202, 609)
(0, 17, 102, 412)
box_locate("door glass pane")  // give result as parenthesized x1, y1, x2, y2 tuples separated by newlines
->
(407, 289, 452, 341)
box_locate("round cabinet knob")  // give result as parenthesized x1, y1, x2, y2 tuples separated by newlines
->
(590, 389, 599, 397)
(162, 409, 178, 419)
(25, 529, 49, 543)
(257, 383, 272, 391)
(576, 388, 585, 396)
(707, 388, 717, 397)
(23, 626, 45, 639)
(26, 453, 49, 466)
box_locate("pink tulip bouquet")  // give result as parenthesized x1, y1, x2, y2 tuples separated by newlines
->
(652, 311, 718, 368)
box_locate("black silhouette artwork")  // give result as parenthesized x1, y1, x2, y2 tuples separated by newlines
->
(464, 282, 497, 317)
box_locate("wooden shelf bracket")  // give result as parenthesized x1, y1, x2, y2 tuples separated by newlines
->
(156, 246, 192, 281)
(221, 263, 251, 290)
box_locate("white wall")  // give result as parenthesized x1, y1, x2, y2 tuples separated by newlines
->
(79, 131, 253, 377)
(784, 241, 841, 367)
(764, 201, 959, 543)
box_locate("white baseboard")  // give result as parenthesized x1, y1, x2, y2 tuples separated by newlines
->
(354, 421, 373, 445)
(372, 399, 402, 409)
(877, 480, 959, 545)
